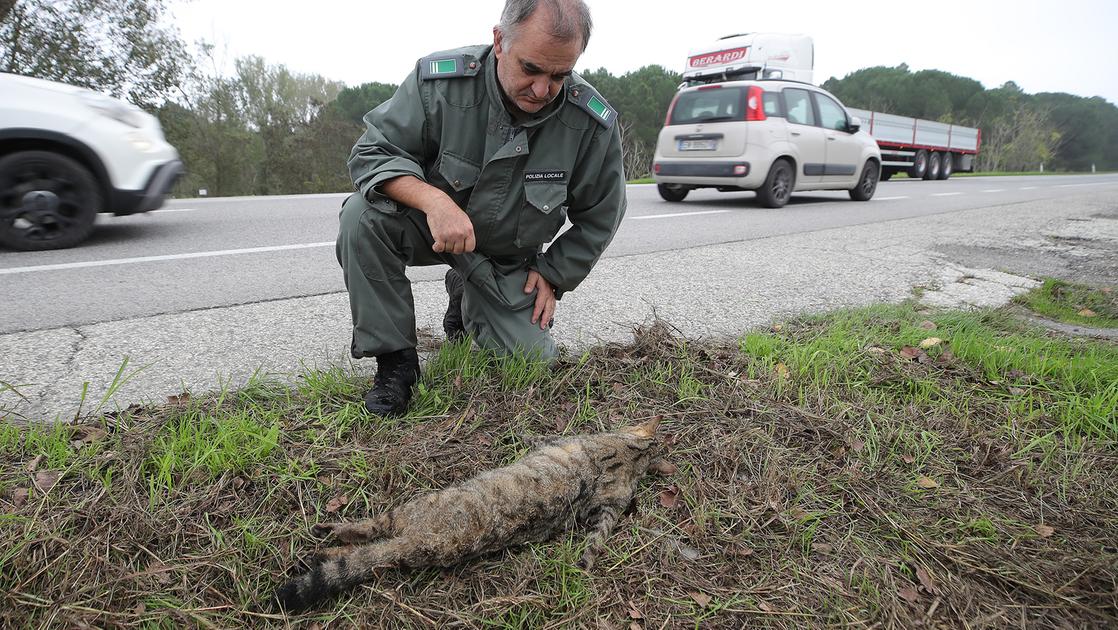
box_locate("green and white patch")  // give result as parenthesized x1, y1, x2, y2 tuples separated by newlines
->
(430, 59, 457, 75)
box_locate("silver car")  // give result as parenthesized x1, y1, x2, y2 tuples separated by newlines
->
(652, 80, 881, 208)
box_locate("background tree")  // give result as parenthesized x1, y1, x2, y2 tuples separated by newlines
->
(0, 0, 190, 108)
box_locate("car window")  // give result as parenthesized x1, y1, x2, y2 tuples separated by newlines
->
(668, 87, 745, 125)
(783, 88, 814, 126)
(762, 92, 783, 117)
(814, 94, 849, 131)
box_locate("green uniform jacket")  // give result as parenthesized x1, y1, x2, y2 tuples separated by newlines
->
(348, 44, 627, 295)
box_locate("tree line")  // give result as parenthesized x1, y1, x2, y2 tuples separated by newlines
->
(3, 1, 1116, 200)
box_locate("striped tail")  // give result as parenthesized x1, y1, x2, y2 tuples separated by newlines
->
(272, 539, 405, 612)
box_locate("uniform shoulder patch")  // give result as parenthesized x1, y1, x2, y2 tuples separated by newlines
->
(418, 52, 482, 80)
(567, 84, 617, 129)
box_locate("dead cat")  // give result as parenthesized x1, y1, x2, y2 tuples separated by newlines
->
(273, 416, 668, 612)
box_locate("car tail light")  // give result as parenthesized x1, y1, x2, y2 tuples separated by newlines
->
(746, 85, 766, 121)
(653, 163, 661, 174)
(664, 95, 679, 125)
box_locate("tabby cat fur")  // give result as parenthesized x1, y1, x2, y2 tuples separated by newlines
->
(273, 417, 665, 612)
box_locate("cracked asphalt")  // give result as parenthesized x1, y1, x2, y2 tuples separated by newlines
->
(2, 183, 1116, 423)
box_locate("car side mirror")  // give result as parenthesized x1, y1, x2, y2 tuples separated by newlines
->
(847, 116, 862, 133)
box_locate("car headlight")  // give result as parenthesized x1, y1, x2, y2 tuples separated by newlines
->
(78, 91, 146, 128)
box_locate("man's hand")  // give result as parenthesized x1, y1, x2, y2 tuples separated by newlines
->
(382, 176, 475, 254)
(425, 201, 476, 254)
(524, 270, 556, 330)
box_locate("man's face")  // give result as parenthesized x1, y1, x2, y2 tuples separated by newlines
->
(493, 12, 583, 114)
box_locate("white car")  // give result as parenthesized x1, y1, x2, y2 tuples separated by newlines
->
(0, 73, 183, 250)
(652, 80, 881, 208)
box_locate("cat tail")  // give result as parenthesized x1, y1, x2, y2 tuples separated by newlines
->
(272, 538, 407, 613)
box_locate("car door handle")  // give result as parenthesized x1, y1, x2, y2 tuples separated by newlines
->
(790, 131, 801, 136)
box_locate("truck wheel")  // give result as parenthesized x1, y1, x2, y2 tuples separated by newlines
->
(0, 151, 101, 251)
(938, 153, 953, 180)
(923, 152, 941, 181)
(657, 184, 689, 202)
(756, 159, 794, 208)
(849, 161, 879, 201)
(907, 150, 927, 179)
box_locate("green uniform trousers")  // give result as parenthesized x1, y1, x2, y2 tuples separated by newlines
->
(337, 193, 558, 362)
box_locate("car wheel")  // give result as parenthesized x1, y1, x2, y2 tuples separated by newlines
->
(657, 184, 689, 202)
(756, 159, 794, 208)
(849, 161, 879, 201)
(0, 151, 101, 251)
(907, 150, 927, 179)
(923, 152, 942, 181)
(938, 152, 953, 180)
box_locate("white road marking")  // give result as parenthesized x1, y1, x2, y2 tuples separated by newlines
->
(874, 196, 910, 201)
(150, 208, 197, 213)
(1020, 186, 1038, 190)
(982, 189, 1005, 193)
(0, 242, 335, 275)
(1058, 182, 1104, 188)
(932, 192, 962, 197)
(631, 210, 732, 220)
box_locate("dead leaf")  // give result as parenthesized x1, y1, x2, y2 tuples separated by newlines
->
(812, 542, 834, 554)
(689, 591, 712, 608)
(774, 362, 790, 379)
(936, 350, 955, 365)
(132, 602, 146, 615)
(919, 320, 938, 330)
(629, 624, 641, 630)
(166, 392, 191, 405)
(770, 323, 783, 333)
(627, 600, 644, 619)
(902, 454, 916, 464)
(758, 600, 776, 612)
(33, 471, 62, 493)
(452, 376, 463, 389)
(325, 494, 349, 513)
(866, 346, 887, 355)
(26, 455, 43, 473)
(916, 476, 939, 489)
(649, 460, 678, 475)
(919, 337, 943, 349)
(916, 567, 938, 594)
(612, 382, 623, 394)
(1078, 308, 1097, 318)
(1035, 524, 1055, 538)
(71, 425, 107, 445)
(679, 545, 701, 561)
(1101, 287, 1112, 294)
(899, 346, 921, 360)
(663, 433, 678, 447)
(731, 546, 755, 557)
(898, 585, 920, 604)
(11, 487, 29, 508)
(1009, 387, 1025, 396)
(555, 414, 569, 433)
(659, 486, 681, 509)
(851, 439, 865, 453)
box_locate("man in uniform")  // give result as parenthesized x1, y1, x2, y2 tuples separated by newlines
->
(336, 0, 626, 417)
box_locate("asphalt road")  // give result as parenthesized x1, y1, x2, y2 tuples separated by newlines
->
(2, 174, 1117, 422)
(3, 174, 1117, 334)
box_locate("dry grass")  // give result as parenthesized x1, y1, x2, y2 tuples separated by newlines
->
(1, 303, 1116, 629)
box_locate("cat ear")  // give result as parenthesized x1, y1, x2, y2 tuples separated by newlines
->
(625, 415, 662, 438)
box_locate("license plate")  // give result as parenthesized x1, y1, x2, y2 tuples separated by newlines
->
(678, 139, 717, 151)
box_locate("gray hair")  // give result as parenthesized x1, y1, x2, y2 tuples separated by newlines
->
(498, 0, 593, 51)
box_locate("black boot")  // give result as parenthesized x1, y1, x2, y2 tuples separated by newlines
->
(363, 348, 420, 417)
(443, 268, 466, 342)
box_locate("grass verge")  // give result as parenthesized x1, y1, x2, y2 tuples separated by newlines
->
(1013, 278, 1118, 328)
(1, 302, 1115, 628)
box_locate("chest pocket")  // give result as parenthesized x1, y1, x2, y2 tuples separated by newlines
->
(436, 151, 481, 208)
(516, 182, 569, 249)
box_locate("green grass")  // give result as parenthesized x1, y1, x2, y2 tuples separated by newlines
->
(1013, 278, 1118, 328)
(1, 302, 1115, 628)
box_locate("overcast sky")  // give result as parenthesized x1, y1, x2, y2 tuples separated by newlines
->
(172, 0, 1118, 105)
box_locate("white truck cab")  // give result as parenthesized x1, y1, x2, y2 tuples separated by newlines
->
(683, 33, 815, 85)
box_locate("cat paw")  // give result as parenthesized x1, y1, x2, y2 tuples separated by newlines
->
(576, 553, 597, 571)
